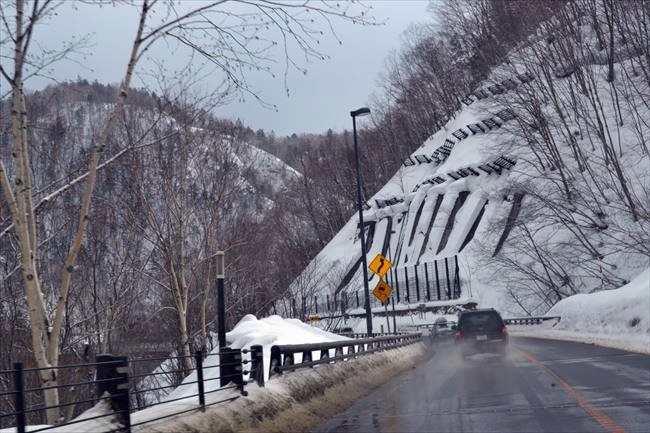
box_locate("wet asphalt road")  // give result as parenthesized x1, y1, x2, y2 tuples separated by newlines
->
(313, 337, 650, 433)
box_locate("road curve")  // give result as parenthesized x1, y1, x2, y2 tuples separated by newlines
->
(312, 336, 650, 433)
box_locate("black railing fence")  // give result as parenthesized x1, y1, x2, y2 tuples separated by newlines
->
(1, 346, 260, 433)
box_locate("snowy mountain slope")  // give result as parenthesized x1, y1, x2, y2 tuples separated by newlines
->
(286, 4, 649, 319)
(0, 83, 299, 217)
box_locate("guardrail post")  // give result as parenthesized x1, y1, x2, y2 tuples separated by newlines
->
(13, 362, 26, 433)
(269, 346, 281, 378)
(195, 350, 205, 411)
(96, 354, 130, 433)
(250, 345, 265, 387)
(302, 350, 313, 367)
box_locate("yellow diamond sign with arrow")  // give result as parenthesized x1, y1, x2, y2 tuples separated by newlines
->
(372, 279, 393, 305)
(368, 253, 392, 278)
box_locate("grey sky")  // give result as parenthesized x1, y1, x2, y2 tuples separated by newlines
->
(22, 0, 433, 136)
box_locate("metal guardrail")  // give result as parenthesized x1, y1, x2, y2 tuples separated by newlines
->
(269, 333, 422, 377)
(503, 316, 561, 325)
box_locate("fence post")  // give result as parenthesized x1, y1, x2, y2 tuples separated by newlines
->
(195, 350, 205, 412)
(250, 345, 265, 387)
(445, 257, 452, 299)
(394, 267, 400, 302)
(414, 265, 420, 301)
(13, 362, 26, 433)
(454, 255, 461, 298)
(424, 262, 430, 301)
(404, 267, 410, 302)
(434, 260, 441, 300)
(96, 354, 131, 433)
(220, 348, 247, 396)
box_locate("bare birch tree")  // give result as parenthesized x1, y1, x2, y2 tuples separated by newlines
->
(0, 0, 373, 423)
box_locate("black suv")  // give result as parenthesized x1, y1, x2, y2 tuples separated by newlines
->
(455, 309, 508, 356)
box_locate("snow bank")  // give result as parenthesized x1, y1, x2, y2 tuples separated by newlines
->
(133, 342, 428, 433)
(228, 314, 350, 383)
(511, 269, 650, 354)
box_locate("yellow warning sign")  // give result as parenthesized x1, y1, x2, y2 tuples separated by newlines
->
(372, 279, 393, 305)
(368, 253, 392, 278)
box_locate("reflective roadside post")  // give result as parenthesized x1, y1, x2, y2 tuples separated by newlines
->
(350, 106, 373, 337)
(216, 251, 226, 348)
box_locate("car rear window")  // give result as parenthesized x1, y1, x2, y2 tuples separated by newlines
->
(459, 312, 502, 330)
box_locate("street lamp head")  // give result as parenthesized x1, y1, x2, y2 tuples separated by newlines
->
(350, 107, 371, 118)
(216, 251, 225, 278)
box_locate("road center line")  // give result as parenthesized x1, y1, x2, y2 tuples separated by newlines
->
(516, 348, 628, 433)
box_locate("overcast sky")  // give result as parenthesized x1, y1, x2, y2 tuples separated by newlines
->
(22, 0, 433, 136)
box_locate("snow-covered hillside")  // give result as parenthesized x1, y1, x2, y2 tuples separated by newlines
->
(285, 3, 649, 321)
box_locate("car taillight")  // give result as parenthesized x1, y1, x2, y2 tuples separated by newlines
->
(501, 325, 508, 336)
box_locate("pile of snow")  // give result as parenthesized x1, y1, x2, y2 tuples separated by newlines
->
(511, 269, 650, 354)
(163, 315, 349, 403)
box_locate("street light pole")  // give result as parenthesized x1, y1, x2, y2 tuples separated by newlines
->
(216, 251, 226, 348)
(350, 107, 373, 336)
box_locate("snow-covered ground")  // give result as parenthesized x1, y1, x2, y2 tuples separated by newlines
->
(509, 268, 650, 354)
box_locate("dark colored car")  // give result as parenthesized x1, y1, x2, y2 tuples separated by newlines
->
(431, 318, 456, 342)
(455, 309, 508, 356)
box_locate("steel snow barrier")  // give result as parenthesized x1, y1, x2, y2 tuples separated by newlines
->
(493, 156, 517, 169)
(452, 129, 469, 140)
(467, 123, 486, 134)
(461, 95, 474, 105)
(481, 118, 502, 130)
(474, 89, 490, 99)
(487, 83, 506, 95)
(423, 176, 446, 185)
(403, 156, 416, 167)
(496, 108, 517, 122)
(376, 197, 405, 209)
